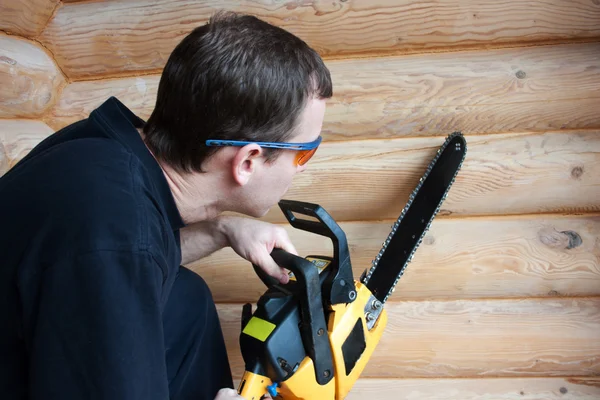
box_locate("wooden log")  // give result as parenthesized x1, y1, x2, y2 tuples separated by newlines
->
(45, 75, 159, 130)
(39, 0, 600, 79)
(0, 0, 60, 37)
(323, 42, 600, 139)
(218, 298, 600, 379)
(43, 43, 600, 137)
(0, 120, 53, 176)
(325, 97, 600, 140)
(189, 214, 600, 303)
(0, 34, 66, 119)
(258, 130, 600, 223)
(345, 377, 600, 399)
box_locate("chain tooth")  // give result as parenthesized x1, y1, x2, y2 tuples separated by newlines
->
(363, 132, 467, 296)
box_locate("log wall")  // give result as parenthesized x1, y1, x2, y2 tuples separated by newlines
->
(1, 0, 599, 398)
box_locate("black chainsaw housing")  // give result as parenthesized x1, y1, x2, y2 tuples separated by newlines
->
(240, 286, 305, 382)
(241, 250, 336, 385)
(240, 268, 331, 383)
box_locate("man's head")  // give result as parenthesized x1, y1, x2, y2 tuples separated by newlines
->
(143, 11, 332, 219)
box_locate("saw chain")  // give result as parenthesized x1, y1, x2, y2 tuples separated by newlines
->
(361, 131, 467, 327)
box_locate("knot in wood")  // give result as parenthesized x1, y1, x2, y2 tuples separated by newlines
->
(562, 230, 582, 249)
(538, 228, 582, 250)
(0, 56, 17, 66)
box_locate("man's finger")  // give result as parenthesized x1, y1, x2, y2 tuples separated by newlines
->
(273, 228, 298, 256)
(255, 249, 289, 284)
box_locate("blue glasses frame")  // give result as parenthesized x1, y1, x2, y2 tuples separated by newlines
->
(205, 136, 322, 150)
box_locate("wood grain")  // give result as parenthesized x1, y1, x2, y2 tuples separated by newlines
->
(324, 42, 600, 139)
(43, 43, 600, 137)
(217, 298, 600, 379)
(0, 34, 66, 119)
(189, 215, 600, 303)
(0, 119, 53, 176)
(39, 0, 600, 79)
(325, 97, 600, 140)
(326, 42, 600, 121)
(345, 377, 600, 399)
(0, 0, 60, 37)
(258, 130, 600, 223)
(45, 75, 159, 130)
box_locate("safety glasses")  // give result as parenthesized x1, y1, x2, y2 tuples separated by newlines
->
(205, 136, 322, 167)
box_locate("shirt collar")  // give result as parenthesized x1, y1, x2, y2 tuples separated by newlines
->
(90, 96, 186, 231)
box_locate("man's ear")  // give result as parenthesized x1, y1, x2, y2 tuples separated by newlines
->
(231, 144, 263, 186)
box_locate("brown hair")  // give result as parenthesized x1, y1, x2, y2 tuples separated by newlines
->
(143, 11, 332, 173)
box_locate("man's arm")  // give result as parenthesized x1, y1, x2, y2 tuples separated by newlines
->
(180, 215, 297, 284)
(27, 249, 169, 399)
(179, 217, 229, 265)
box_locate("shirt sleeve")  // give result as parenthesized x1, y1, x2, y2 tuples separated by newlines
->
(27, 249, 169, 400)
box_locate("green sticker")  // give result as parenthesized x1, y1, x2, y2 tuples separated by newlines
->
(242, 317, 276, 342)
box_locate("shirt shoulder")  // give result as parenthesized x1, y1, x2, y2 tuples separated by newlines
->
(1, 133, 169, 261)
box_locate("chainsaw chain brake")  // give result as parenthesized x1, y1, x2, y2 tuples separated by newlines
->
(361, 131, 467, 329)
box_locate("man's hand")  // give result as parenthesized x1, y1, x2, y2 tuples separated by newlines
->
(179, 215, 297, 284)
(214, 388, 273, 400)
(218, 216, 297, 284)
(214, 388, 242, 399)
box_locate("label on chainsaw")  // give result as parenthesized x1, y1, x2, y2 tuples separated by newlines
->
(288, 257, 331, 281)
(242, 317, 276, 342)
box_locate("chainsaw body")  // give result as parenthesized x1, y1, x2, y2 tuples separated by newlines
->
(237, 200, 386, 400)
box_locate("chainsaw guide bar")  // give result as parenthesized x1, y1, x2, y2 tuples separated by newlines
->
(361, 131, 467, 328)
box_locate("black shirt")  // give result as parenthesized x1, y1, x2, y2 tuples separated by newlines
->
(0, 97, 187, 398)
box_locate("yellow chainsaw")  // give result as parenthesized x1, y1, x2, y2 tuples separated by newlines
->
(237, 132, 467, 399)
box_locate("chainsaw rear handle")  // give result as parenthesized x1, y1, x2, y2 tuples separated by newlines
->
(249, 248, 335, 387)
(275, 248, 334, 385)
(252, 199, 356, 306)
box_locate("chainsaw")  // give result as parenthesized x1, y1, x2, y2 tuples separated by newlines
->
(237, 131, 467, 399)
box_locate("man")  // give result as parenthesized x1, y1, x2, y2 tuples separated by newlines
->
(0, 11, 332, 400)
